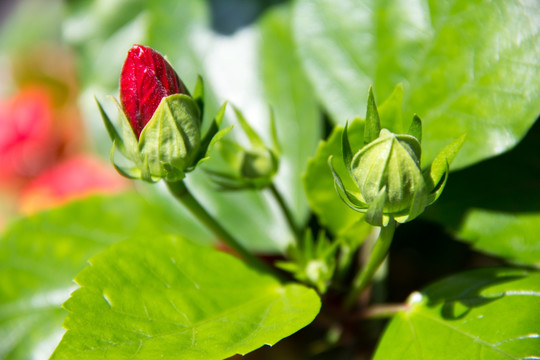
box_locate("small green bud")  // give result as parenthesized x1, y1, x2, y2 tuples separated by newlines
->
(351, 129, 425, 216)
(204, 106, 279, 190)
(276, 231, 337, 294)
(241, 148, 279, 180)
(330, 87, 465, 227)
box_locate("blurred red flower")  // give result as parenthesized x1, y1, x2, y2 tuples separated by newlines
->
(19, 154, 130, 214)
(0, 87, 57, 188)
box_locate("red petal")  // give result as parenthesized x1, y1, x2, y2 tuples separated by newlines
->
(120, 45, 188, 138)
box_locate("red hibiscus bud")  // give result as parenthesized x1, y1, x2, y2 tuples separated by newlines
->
(120, 44, 189, 138)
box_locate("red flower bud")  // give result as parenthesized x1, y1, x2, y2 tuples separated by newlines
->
(120, 44, 188, 138)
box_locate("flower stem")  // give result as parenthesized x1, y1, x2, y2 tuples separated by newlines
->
(269, 183, 301, 239)
(346, 219, 396, 308)
(166, 180, 278, 276)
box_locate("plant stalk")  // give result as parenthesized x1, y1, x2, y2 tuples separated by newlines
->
(166, 180, 277, 276)
(346, 219, 396, 308)
(357, 303, 408, 320)
(269, 183, 301, 239)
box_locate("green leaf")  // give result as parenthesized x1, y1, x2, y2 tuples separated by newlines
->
(260, 5, 322, 225)
(0, 193, 211, 360)
(293, 0, 540, 169)
(423, 120, 540, 266)
(303, 119, 366, 235)
(51, 236, 321, 359)
(373, 268, 540, 360)
(459, 210, 540, 267)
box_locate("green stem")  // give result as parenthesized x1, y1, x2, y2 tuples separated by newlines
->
(269, 183, 301, 239)
(346, 219, 396, 308)
(357, 303, 408, 320)
(166, 180, 277, 276)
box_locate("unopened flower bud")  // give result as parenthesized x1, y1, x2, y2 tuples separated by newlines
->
(330, 87, 465, 227)
(351, 129, 424, 215)
(120, 44, 189, 138)
(241, 148, 278, 181)
(97, 45, 229, 183)
(204, 106, 280, 190)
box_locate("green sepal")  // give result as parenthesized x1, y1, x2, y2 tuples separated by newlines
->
(424, 133, 466, 190)
(140, 154, 158, 183)
(161, 162, 185, 182)
(395, 181, 428, 223)
(426, 161, 449, 205)
(108, 96, 139, 160)
(95, 97, 125, 154)
(341, 121, 354, 178)
(276, 230, 338, 293)
(194, 101, 228, 166)
(109, 141, 141, 180)
(232, 104, 266, 148)
(195, 125, 234, 168)
(204, 169, 248, 190)
(407, 115, 422, 144)
(329, 156, 368, 212)
(269, 107, 281, 155)
(138, 94, 201, 181)
(364, 86, 381, 145)
(192, 75, 205, 120)
(378, 83, 404, 134)
(365, 186, 389, 227)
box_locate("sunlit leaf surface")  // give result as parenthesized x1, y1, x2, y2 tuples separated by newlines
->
(294, 0, 540, 169)
(374, 268, 540, 359)
(51, 236, 321, 359)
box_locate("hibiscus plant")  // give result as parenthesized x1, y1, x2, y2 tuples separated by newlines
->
(1, 1, 540, 359)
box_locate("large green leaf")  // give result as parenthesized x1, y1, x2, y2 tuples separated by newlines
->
(423, 119, 540, 266)
(0, 193, 210, 360)
(259, 5, 322, 225)
(51, 235, 321, 359)
(293, 0, 540, 169)
(373, 268, 540, 360)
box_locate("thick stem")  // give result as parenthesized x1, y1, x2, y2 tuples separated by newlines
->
(166, 180, 277, 276)
(346, 219, 396, 308)
(269, 183, 301, 239)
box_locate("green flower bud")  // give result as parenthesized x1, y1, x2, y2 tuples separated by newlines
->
(204, 106, 280, 190)
(330, 87, 465, 227)
(351, 129, 425, 216)
(241, 148, 278, 180)
(276, 231, 337, 294)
